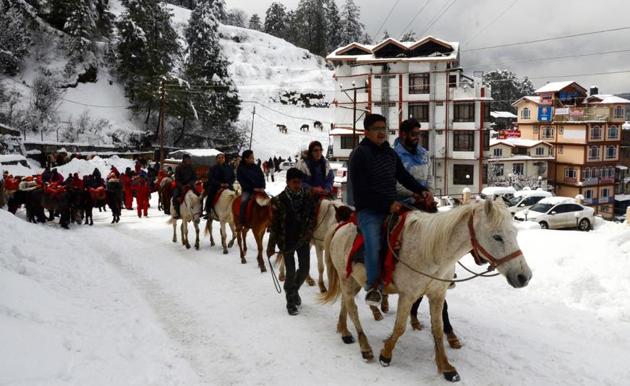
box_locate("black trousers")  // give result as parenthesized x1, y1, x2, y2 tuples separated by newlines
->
(283, 244, 310, 306)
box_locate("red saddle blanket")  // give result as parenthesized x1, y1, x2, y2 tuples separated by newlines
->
(232, 192, 268, 226)
(211, 188, 227, 208)
(89, 186, 106, 201)
(5, 177, 20, 191)
(340, 211, 410, 287)
(44, 183, 66, 199)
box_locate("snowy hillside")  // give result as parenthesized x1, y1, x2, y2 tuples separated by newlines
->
(1, 2, 334, 159)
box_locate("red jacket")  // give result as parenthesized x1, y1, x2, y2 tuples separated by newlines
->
(121, 174, 132, 189)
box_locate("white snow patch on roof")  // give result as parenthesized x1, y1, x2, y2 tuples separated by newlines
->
(535, 81, 578, 93)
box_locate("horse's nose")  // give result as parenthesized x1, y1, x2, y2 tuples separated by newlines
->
(517, 273, 529, 287)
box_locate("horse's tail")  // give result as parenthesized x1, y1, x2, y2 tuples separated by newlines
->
(319, 227, 340, 304)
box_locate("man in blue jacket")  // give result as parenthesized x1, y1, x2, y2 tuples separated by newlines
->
(348, 114, 430, 306)
(394, 118, 433, 204)
(236, 150, 266, 225)
(296, 140, 334, 195)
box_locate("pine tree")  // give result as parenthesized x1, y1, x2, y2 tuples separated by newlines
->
(483, 70, 536, 113)
(294, 0, 326, 56)
(184, 0, 241, 149)
(47, 0, 75, 30)
(263, 2, 287, 39)
(339, 0, 364, 45)
(0, 1, 31, 75)
(324, 0, 342, 53)
(359, 32, 371, 45)
(116, 0, 180, 124)
(225, 8, 247, 27)
(248, 14, 262, 31)
(381, 30, 390, 40)
(400, 31, 417, 42)
(64, 0, 96, 63)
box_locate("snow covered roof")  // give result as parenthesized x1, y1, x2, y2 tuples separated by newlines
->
(0, 123, 20, 136)
(330, 128, 359, 136)
(615, 194, 630, 201)
(490, 111, 517, 119)
(512, 96, 542, 106)
(586, 94, 630, 104)
(481, 186, 517, 196)
(616, 165, 628, 170)
(490, 138, 551, 148)
(327, 36, 459, 63)
(168, 149, 222, 158)
(0, 154, 27, 163)
(487, 155, 554, 162)
(623, 122, 630, 131)
(535, 81, 586, 94)
(539, 196, 576, 205)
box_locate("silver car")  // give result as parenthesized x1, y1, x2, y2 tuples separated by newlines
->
(513, 197, 594, 231)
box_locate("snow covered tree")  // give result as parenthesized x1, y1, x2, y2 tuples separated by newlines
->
(381, 30, 390, 40)
(324, 0, 342, 52)
(360, 32, 371, 45)
(0, 1, 31, 75)
(46, 0, 75, 30)
(64, 0, 96, 63)
(400, 30, 417, 42)
(339, 0, 364, 45)
(115, 0, 180, 124)
(294, 0, 326, 56)
(28, 69, 63, 139)
(225, 8, 247, 27)
(264, 2, 287, 39)
(483, 70, 536, 113)
(248, 13, 262, 31)
(183, 0, 241, 149)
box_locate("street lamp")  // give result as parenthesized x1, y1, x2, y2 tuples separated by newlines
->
(538, 175, 543, 188)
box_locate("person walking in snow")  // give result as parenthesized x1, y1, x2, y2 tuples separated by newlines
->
(121, 167, 134, 210)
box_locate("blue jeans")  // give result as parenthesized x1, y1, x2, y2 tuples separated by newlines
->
(357, 209, 386, 289)
(240, 191, 252, 224)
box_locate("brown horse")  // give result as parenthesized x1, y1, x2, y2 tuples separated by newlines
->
(232, 192, 272, 272)
(158, 176, 174, 215)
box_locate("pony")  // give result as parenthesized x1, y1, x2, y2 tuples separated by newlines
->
(40, 189, 71, 229)
(158, 176, 174, 215)
(169, 189, 202, 250)
(106, 178, 123, 224)
(204, 189, 238, 254)
(232, 192, 272, 272)
(320, 199, 532, 382)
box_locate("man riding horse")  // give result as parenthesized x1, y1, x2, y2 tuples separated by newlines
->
(236, 150, 265, 226)
(204, 152, 235, 219)
(348, 114, 431, 307)
(173, 154, 197, 219)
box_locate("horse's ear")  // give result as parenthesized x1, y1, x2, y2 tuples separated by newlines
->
(484, 197, 495, 216)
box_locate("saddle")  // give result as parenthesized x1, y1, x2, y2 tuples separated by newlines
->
(4, 176, 20, 192)
(211, 188, 227, 208)
(44, 183, 66, 199)
(232, 192, 269, 226)
(89, 186, 107, 201)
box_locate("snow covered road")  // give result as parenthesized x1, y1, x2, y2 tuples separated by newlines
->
(2, 198, 630, 385)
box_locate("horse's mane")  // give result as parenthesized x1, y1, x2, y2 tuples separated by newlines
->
(404, 199, 512, 259)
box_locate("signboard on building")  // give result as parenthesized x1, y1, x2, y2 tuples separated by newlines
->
(538, 106, 553, 122)
(570, 108, 584, 117)
(498, 130, 521, 139)
(555, 107, 570, 115)
(540, 94, 553, 105)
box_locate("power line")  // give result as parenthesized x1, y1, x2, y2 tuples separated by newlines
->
(373, 0, 402, 40)
(463, 0, 519, 46)
(463, 25, 630, 52)
(419, 0, 458, 36)
(399, 0, 430, 38)
(465, 47, 630, 69)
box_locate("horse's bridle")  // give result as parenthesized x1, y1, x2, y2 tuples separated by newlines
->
(467, 212, 523, 269)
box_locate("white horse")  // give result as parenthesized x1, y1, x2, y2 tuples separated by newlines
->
(278, 198, 346, 292)
(320, 198, 532, 382)
(204, 189, 238, 254)
(169, 189, 202, 250)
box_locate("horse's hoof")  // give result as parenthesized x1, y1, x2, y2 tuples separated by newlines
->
(195, 245, 199, 250)
(223, 249, 228, 255)
(381, 304, 389, 314)
(379, 353, 391, 367)
(361, 351, 374, 362)
(305, 277, 315, 286)
(260, 266, 267, 273)
(228, 241, 235, 248)
(210, 242, 215, 247)
(319, 286, 327, 294)
(341, 335, 355, 344)
(241, 259, 247, 264)
(447, 334, 462, 349)
(411, 320, 423, 331)
(444, 371, 460, 382)
(186, 244, 191, 249)
(278, 274, 285, 282)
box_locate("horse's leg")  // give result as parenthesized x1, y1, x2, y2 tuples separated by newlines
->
(194, 221, 200, 250)
(208, 220, 216, 247)
(236, 226, 246, 264)
(342, 279, 373, 361)
(381, 293, 390, 313)
(316, 244, 327, 293)
(337, 300, 354, 344)
(370, 305, 384, 321)
(220, 220, 228, 254)
(428, 293, 459, 382)
(278, 259, 285, 282)
(172, 218, 177, 243)
(255, 227, 266, 272)
(410, 297, 424, 331)
(443, 300, 461, 349)
(379, 293, 415, 367)
(182, 221, 190, 249)
(227, 221, 236, 248)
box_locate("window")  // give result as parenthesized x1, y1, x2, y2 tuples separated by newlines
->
(553, 204, 572, 214)
(340, 136, 354, 149)
(593, 168, 600, 178)
(492, 163, 505, 177)
(420, 131, 429, 150)
(602, 188, 609, 198)
(453, 164, 474, 185)
(558, 145, 563, 154)
(565, 167, 577, 179)
(454, 102, 475, 122)
(513, 163, 524, 175)
(614, 106, 625, 119)
(542, 126, 554, 139)
(493, 148, 503, 157)
(608, 125, 619, 139)
(453, 131, 474, 151)
(585, 189, 592, 199)
(583, 168, 590, 179)
(448, 74, 457, 88)
(590, 126, 602, 140)
(521, 107, 531, 119)
(409, 73, 430, 94)
(608, 166, 615, 178)
(606, 145, 617, 159)
(408, 103, 429, 121)
(522, 196, 544, 206)
(588, 146, 600, 161)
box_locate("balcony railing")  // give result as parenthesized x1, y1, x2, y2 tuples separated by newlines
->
(564, 177, 577, 183)
(583, 198, 594, 205)
(598, 197, 614, 204)
(580, 177, 615, 186)
(581, 177, 598, 186)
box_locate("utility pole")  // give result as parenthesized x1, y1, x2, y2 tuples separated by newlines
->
(158, 79, 166, 165)
(352, 87, 358, 148)
(249, 106, 255, 150)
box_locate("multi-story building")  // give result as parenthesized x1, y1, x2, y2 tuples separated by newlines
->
(513, 81, 630, 218)
(327, 36, 492, 195)
(488, 137, 553, 189)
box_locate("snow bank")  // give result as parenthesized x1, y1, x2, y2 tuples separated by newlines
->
(53, 156, 136, 177)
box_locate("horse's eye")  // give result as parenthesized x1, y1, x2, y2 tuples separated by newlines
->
(493, 235, 503, 242)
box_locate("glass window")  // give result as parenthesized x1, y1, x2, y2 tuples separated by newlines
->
(448, 74, 457, 88)
(453, 164, 474, 185)
(591, 126, 602, 140)
(585, 189, 592, 199)
(492, 163, 505, 177)
(588, 146, 599, 160)
(542, 126, 554, 139)
(513, 163, 524, 175)
(606, 145, 616, 159)
(493, 148, 503, 157)
(420, 131, 429, 150)
(535, 147, 545, 156)
(530, 203, 553, 213)
(409, 73, 430, 94)
(340, 136, 354, 149)
(614, 106, 625, 119)
(602, 188, 609, 198)
(453, 131, 474, 151)
(565, 167, 577, 179)
(408, 103, 429, 121)
(583, 168, 590, 179)
(608, 125, 619, 139)
(454, 103, 475, 122)
(521, 107, 530, 119)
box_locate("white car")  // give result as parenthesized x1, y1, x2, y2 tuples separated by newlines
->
(333, 166, 347, 188)
(480, 186, 517, 200)
(279, 161, 295, 171)
(513, 196, 594, 231)
(506, 189, 553, 215)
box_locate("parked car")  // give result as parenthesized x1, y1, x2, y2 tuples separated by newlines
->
(279, 161, 295, 171)
(480, 186, 517, 200)
(506, 188, 553, 215)
(513, 196, 594, 231)
(333, 166, 347, 188)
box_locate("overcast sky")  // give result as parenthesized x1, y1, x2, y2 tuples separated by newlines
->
(225, 0, 630, 93)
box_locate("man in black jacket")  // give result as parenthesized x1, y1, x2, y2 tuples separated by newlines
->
(348, 114, 430, 307)
(236, 150, 266, 225)
(172, 154, 197, 218)
(204, 152, 235, 217)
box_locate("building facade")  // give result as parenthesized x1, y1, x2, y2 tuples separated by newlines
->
(513, 81, 630, 218)
(488, 138, 553, 190)
(327, 37, 492, 195)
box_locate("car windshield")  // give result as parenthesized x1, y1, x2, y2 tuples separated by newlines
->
(530, 203, 553, 213)
(507, 196, 523, 206)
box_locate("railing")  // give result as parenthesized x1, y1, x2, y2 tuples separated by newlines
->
(598, 197, 614, 204)
(564, 177, 577, 183)
(581, 177, 598, 186)
(583, 198, 594, 205)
